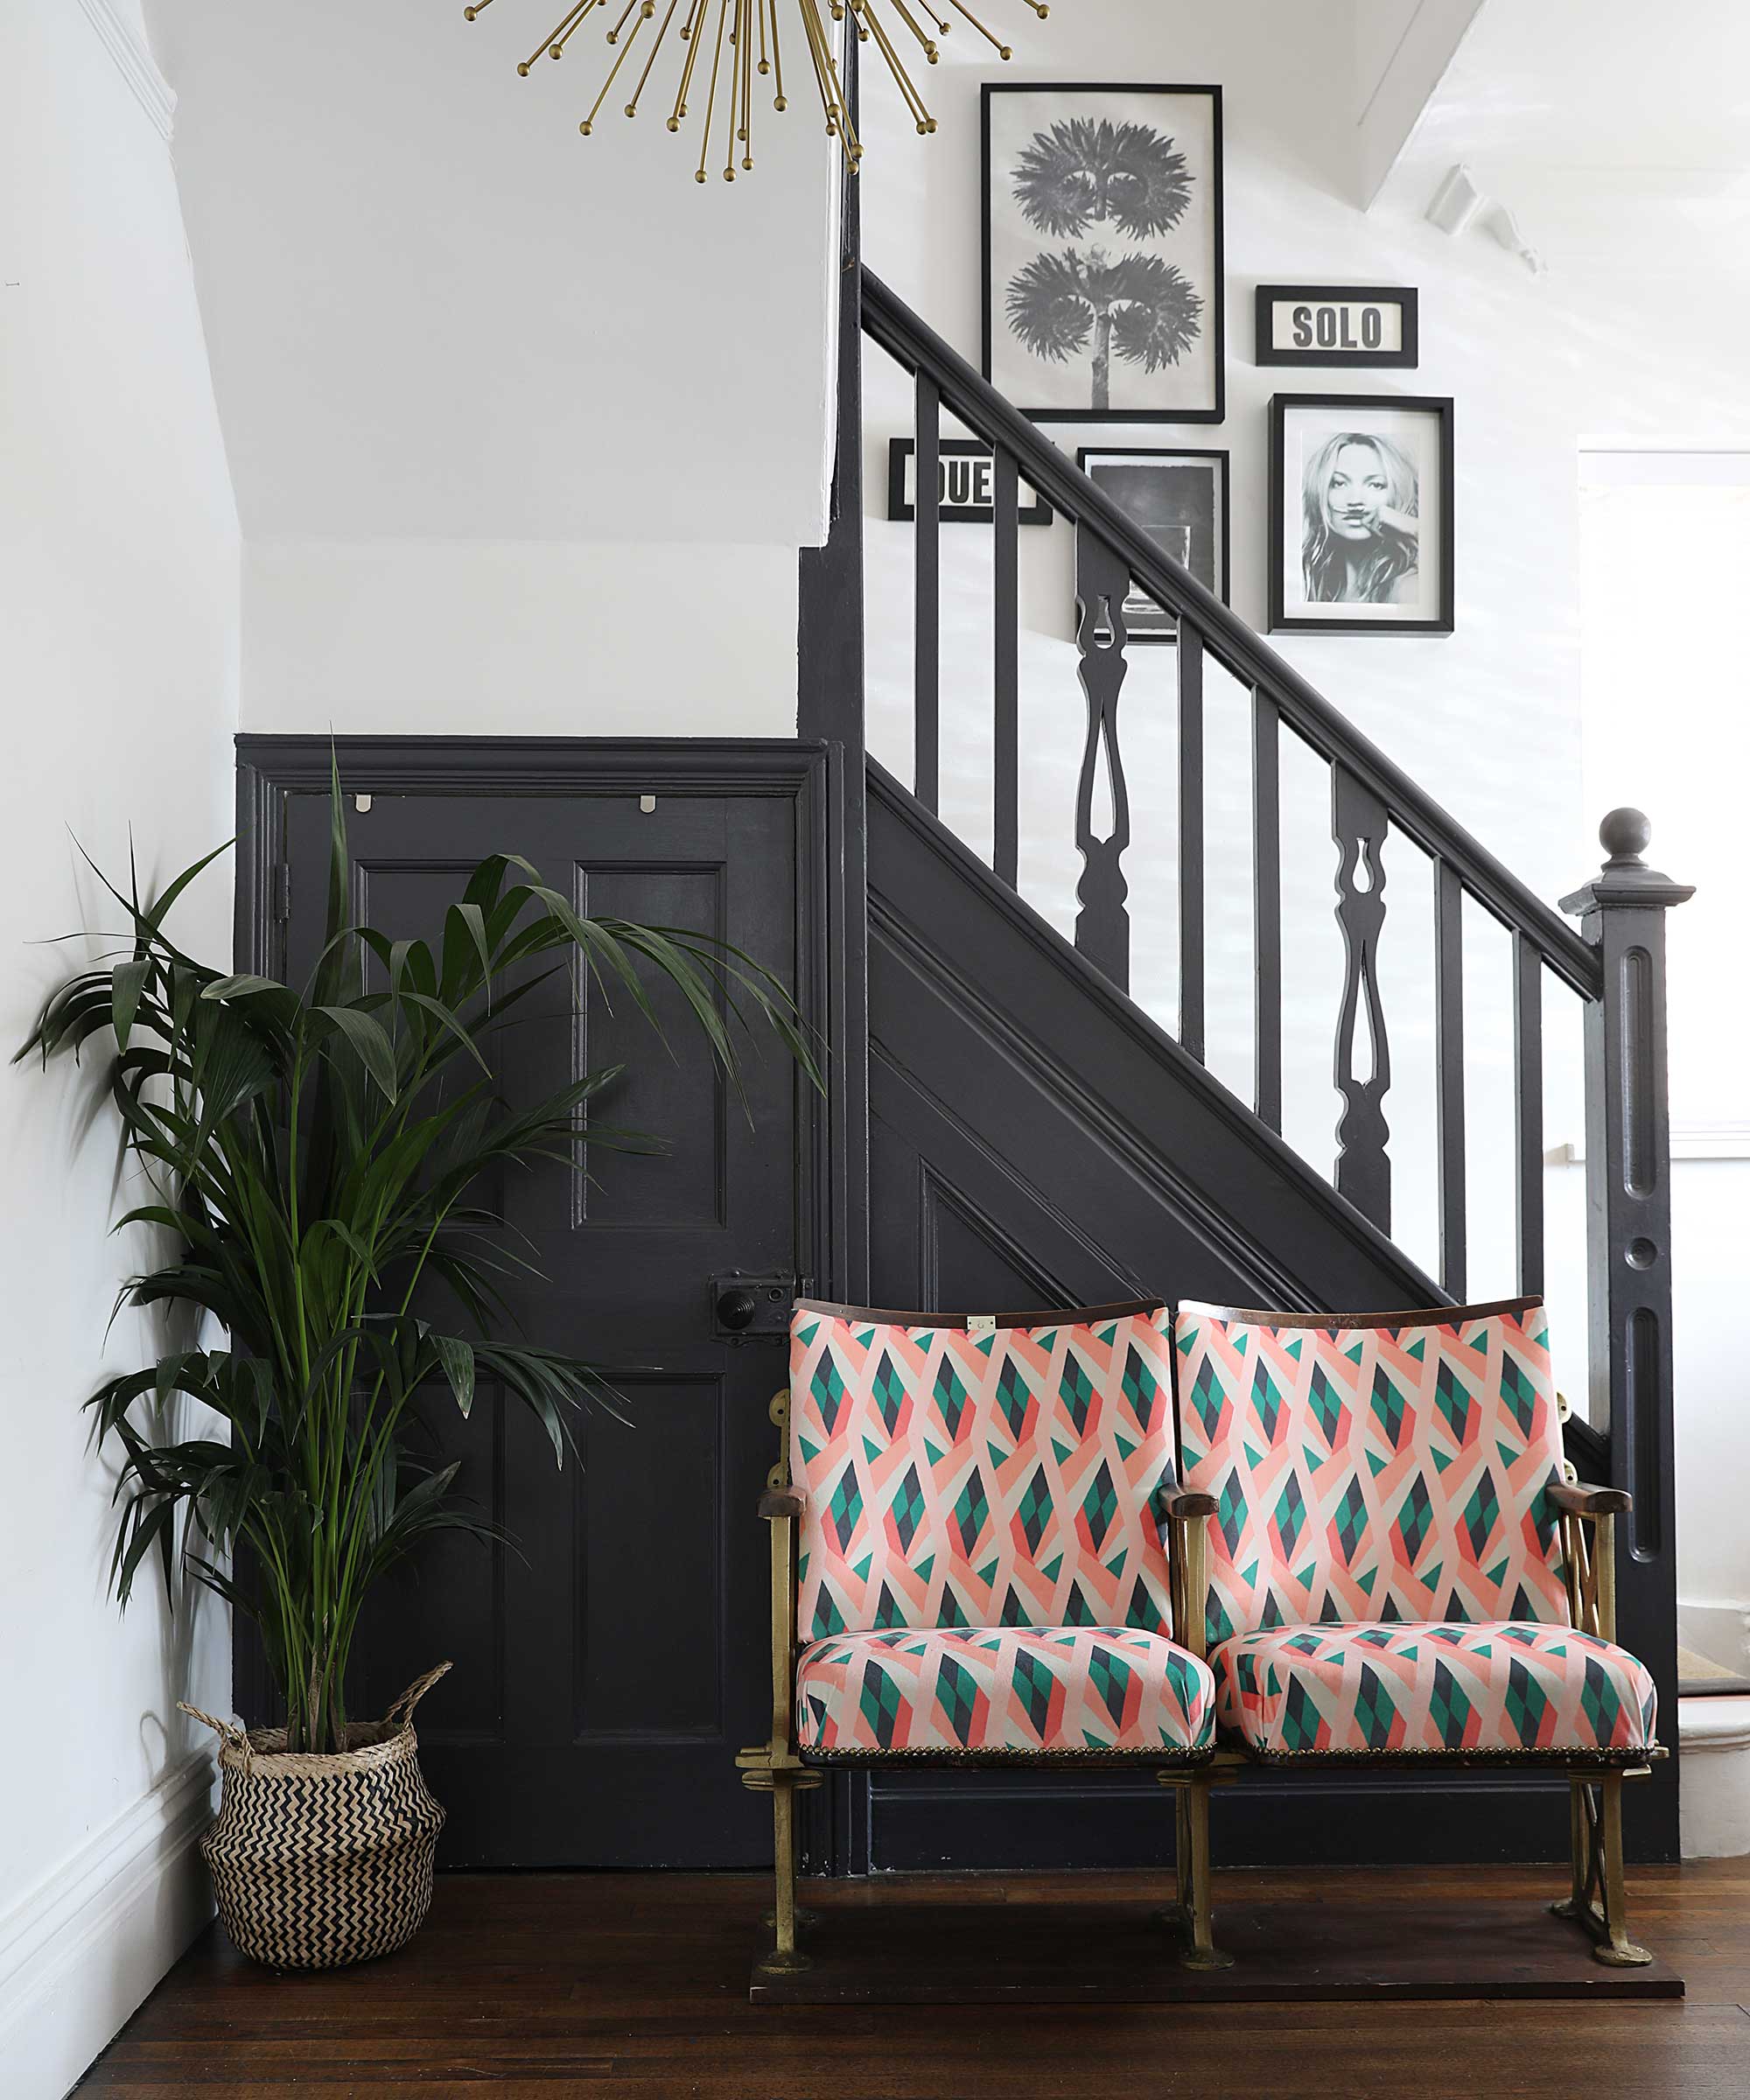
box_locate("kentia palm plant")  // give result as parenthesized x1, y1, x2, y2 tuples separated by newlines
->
(19, 774, 812, 1754)
(1004, 117, 1203, 412)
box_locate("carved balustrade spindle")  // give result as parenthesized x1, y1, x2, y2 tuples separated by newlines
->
(1332, 765, 1391, 1230)
(1073, 525, 1133, 992)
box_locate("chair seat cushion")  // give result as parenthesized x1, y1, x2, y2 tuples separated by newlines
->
(1211, 1621, 1657, 1760)
(795, 1627, 1217, 1760)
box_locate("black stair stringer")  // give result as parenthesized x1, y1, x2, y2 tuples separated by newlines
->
(858, 761, 1595, 1871)
(866, 759, 1445, 1320)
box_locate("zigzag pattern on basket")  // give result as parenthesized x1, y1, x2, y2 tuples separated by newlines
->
(194, 1706, 447, 1970)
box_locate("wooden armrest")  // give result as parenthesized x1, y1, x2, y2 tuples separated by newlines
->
(1157, 1485, 1218, 1522)
(1548, 1480, 1631, 1518)
(759, 1488, 804, 1521)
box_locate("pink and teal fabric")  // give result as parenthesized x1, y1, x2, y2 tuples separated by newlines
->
(1172, 1298, 1657, 1759)
(796, 1625, 1216, 1758)
(1175, 1298, 1570, 1640)
(788, 1300, 1216, 1760)
(1214, 1621, 1656, 1759)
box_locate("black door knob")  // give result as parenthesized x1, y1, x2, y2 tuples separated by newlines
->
(716, 1287, 758, 1332)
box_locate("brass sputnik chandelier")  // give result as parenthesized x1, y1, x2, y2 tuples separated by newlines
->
(461, 0, 1048, 183)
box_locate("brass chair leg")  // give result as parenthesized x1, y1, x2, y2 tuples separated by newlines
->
(766, 1773, 811, 1972)
(1173, 1782, 1193, 1923)
(1592, 1771, 1654, 1967)
(1566, 1772, 1589, 1912)
(1179, 1771, 1233, 1972)
(1550, 1770, 1653, 1968)
(1153, 1778, 1193, 1935)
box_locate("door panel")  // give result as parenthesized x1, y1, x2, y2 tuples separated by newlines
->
(270, 775, 809, 1866)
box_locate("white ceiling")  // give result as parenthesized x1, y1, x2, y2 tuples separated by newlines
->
(1414, 0, 1750, 172)
(144, 0, 838, 544)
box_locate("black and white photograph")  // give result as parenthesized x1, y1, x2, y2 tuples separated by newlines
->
(983, 84, 1225, 423)
(1254, 285, 1419, 368)
(1268, 395, 1454, 634)
(1076, 448, 1228, 641)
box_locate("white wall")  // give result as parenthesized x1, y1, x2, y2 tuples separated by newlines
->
(852, 0, 1747, 1436)
(0, 5, 239, 2092)
(1576, 458, 1750, 1674)
(150, 0, 844, 744)
(141, 0, 839, 549)
(242, 540, 802, 737)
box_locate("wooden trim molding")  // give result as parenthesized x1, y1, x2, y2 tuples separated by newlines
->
(1557, 1124, 1750, 1164)
(75, 0, 177, 143)
(0, 1752, 214, 2096)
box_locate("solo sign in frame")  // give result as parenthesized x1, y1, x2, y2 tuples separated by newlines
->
(1255, 285, 1418, 369)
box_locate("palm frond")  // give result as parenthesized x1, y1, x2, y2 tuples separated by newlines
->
(1005, 249, 1094, 363)
(27, 756, 812, 1752)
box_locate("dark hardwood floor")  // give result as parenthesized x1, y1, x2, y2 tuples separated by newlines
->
(81, 1862, 1750, 2097)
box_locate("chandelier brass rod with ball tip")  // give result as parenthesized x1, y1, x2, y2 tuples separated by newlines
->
(463, 0, 1048, 181)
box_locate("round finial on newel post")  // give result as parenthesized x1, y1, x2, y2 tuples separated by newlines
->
(1600, 807, 1652, 870)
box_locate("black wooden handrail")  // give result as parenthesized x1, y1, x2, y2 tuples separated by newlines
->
(861, 268, 1602, 1003)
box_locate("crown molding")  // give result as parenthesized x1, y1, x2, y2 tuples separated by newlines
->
(75, 0, 176, 144)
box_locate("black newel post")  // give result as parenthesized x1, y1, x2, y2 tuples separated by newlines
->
(1561, 808, 1693, 1862)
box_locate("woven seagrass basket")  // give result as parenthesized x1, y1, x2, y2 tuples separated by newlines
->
(179, 1662, 450, 1970)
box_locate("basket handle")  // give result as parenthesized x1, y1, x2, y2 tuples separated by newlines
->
(384, 1661, 452, 1729)
(178, 1701, 253, 1771)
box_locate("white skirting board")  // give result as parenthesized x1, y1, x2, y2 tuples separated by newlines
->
(0, 1754, 217, 2100)
(1680, 1695, 1750, 1862)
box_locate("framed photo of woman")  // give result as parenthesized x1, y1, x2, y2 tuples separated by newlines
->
(1268, 394, 1453, 634)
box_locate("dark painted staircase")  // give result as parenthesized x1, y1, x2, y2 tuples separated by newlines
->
(866, 760, 1441, 1320)
(798, 233, 1687, 1869)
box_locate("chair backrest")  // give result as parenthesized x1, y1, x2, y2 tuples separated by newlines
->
(789, 1299, 1180, 1645)
(1172, 1296, 1570, 1646)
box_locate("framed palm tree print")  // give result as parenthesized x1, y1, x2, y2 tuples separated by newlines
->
(983, 84, 1225, 423)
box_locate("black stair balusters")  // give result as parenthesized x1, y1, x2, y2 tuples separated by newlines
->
(1513, 931, 1545, 1296)
(1178, 622, 1207, 1064)
(1433, 860, 1467, 1298)
(914, 369, 940, 815)
(992, 446, 1019, 889)
(1332, 766, 1392, 1233)
(1072, 528, 1132, 993)
(1251, 689, 1283, 1132)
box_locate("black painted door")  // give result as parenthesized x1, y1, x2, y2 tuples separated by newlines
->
(277, 781, 802, 1867)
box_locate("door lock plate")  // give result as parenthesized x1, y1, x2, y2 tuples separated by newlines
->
(710, 1272, 801, 1343)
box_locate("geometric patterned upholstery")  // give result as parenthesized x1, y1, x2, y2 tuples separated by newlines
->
(1173, 1298, 1572, 1648)
(1173, 1297, 1660, 1763)
(787, 1299, 1215, 1764)
(790, 1300, 1189, 1647)
(1212, 1621, 1657, 1760)
(795, 1625, 1218, 1759)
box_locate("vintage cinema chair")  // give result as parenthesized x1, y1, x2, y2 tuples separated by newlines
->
(1172, 1295, 1663, 1965)
(737, 1298, 1227, 1976)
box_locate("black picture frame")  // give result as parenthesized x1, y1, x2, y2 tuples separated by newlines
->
(886, 439, 1053, 527)
(1268, 394, 1454, 636)
(1075, 447, 1229, 643)
(1255, 285, 1419, 369)
(982, 83, 1226, 424)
